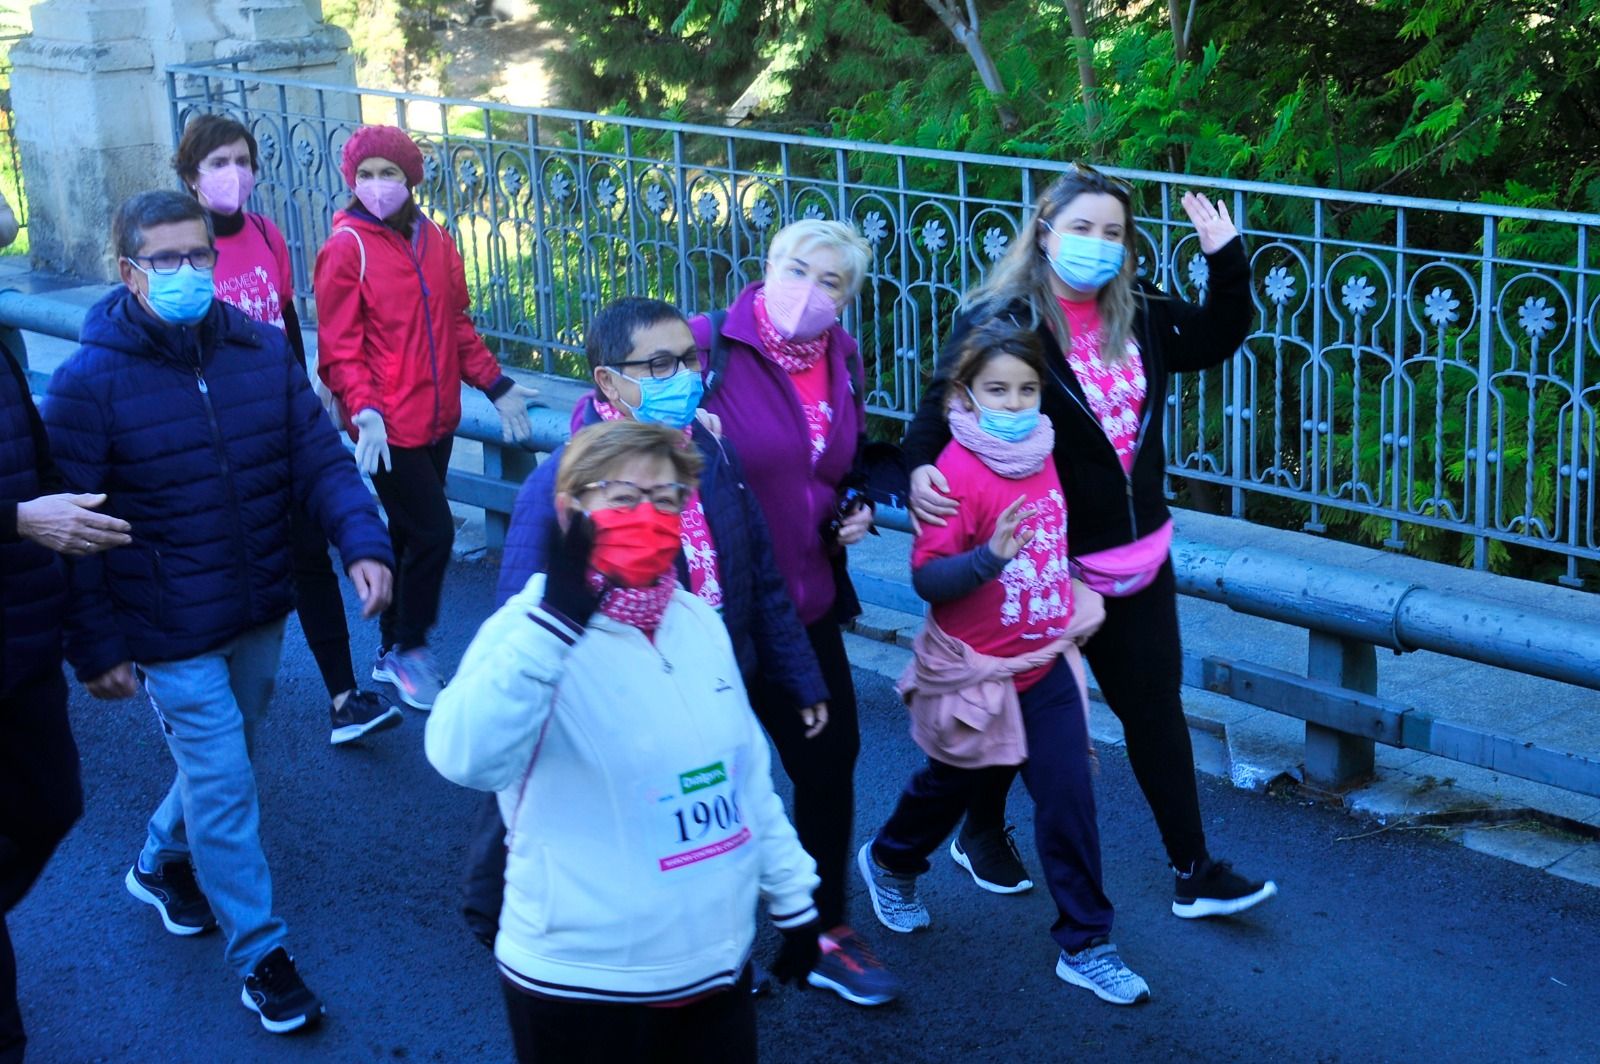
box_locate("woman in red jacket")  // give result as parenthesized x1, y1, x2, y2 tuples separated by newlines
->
(314, 125, 537, 710)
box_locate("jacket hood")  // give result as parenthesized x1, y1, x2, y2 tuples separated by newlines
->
(79, 285, 260, 364)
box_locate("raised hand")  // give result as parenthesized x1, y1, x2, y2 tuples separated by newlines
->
(1180, 191, 1239, 255)
(987, 494, 1037, 562)
(541, 509, 602, 628)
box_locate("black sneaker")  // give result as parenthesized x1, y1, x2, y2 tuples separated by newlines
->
(125, 860, 217, 936)
(1172, 857, 1278, 919)
(951, 824, 1033, 894)
(329, 690, 404, 746)
(241, 947, 324, 1034)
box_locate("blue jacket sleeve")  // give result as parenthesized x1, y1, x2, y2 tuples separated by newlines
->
(911, 545, 1006, 603)
(495, 450, 561, 607)
(40, 357, 131, 680)
(719, 438, 829, 708)
(284, 343, 393, 570)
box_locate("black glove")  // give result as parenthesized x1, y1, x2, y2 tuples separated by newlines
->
(539, 510, 602, 628)
(769, 920, 822, 985)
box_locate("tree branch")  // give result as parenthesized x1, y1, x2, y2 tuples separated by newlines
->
(923, 0, 1019, 131)
(1063, 0, 1101, 137)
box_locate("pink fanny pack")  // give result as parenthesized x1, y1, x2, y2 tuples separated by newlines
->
(1070, 520, 1174, 598)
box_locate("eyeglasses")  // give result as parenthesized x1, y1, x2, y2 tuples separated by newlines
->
(582, 479, 693, 514)
(1063, 161, 1133, 196)
(127, 249, 218, 275)
(610, 352, 701, 381)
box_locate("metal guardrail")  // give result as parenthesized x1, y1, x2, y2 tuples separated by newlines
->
(20, 287, 1591, 795)
(161, 56, 1600, 582)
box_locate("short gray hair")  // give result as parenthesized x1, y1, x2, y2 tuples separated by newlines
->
(766, 219, 872, 299)
(112, 190, 212, 260)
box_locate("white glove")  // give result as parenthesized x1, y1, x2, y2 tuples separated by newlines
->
(492, 382, 539, 444)
(351, 408, 391, 476)
(312, 373, 346, 431)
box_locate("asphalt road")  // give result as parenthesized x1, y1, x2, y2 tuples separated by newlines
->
(10, 556, 1598, 1063)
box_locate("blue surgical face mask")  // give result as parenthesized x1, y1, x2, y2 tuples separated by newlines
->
(129, 261, 215, 326)
(616, 365, 705, 429)
(966, 387, 1041, 443)
(1044, 228, 1126, 293)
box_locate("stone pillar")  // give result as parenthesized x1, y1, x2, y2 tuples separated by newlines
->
(10, 1, 353, 280)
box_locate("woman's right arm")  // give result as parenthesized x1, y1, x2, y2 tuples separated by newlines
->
(425, 575, 576, 792)
(311, 238, 380, 417)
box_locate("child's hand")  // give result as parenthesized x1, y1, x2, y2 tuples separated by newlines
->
(987, 494, 1037, 561)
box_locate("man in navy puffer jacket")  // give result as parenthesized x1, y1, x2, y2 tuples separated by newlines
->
(41, 191, 394, 1036)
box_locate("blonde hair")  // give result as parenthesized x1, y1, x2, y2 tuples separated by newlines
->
(766, 219, 872, 299)
(964, 169, 1142, 365)
(556, 421, 704, 499)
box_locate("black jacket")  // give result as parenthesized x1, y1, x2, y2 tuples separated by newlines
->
(0, 348, 67, 696)
(902, 236, 1253, 555)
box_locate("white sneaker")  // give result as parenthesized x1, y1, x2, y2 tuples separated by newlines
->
(857, 842, 931, 934)
(1056, 942, 1151, 1005)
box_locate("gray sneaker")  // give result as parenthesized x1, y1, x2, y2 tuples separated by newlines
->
(1055, 941, 1151, 1005)
(373, 647, 444, 710)
(857, 842, 931, 934)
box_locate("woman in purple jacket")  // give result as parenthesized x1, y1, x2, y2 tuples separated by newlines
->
(688, 219, 895, 1007)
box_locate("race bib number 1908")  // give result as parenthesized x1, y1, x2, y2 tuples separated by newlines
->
(651, 759, 751, 873)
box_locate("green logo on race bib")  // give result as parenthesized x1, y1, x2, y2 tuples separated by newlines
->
(679, 762, 728, 794)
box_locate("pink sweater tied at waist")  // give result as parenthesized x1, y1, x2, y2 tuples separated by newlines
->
(896, 580, 1106, 769)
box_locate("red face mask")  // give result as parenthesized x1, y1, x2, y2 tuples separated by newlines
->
(587, 505, 683, 587)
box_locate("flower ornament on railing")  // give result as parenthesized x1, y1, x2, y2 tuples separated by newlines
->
(1136, 253, 1148, 277)
(1517, 296, 1555, 341)
(921, 219, 947, 254)
(982, 227, 1009, 262)
(1422, 286, 1460, 328)
(457, 158, 481, 190)
(750, 198, 775, 230)
(422, 154, 440, 186)
(696, 191, 719, 223)
(1341, 275, 1377, 315)
(295, 138, 316, 170)
(802, 203, 825, 221)
(1189, 254, 1210, 291)
(548, 172, 572, 202)
(258, 131, 278, 164)
(1263, 265, 1295, 305)
(644, 184, 668, 215)
(501, 168, 524, 197)
(595, 178, 619, 209)
(861, 211, 887, 244)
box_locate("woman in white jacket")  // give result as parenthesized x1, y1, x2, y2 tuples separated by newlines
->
(426, 420, 821, 1064)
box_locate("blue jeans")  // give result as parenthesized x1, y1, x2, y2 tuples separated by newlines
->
(138, 618, 288, 977)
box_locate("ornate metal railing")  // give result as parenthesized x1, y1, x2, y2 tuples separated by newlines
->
(165, 58, 1600, 581)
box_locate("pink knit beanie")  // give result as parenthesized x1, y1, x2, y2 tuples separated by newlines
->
(340, 125, 426, 189)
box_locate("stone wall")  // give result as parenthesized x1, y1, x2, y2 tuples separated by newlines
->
(10, 1, 354, 280)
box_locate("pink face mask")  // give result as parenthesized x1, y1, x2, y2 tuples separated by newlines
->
(355, 177, 411, 220)
(764, 276, 839, 341)
(196, 165, 255, 216)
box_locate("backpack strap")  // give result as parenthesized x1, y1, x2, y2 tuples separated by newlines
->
(330, 225, 366, 283)
(700, 309, 730, 401)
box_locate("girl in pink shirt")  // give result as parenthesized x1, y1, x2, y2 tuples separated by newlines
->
(858, 320, 1151, 1005)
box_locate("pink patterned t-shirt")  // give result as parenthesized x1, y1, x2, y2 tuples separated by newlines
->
(1058, 297, 1146, 474)
(213, 213, 292, 330)
(787, 358, 833, 468)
